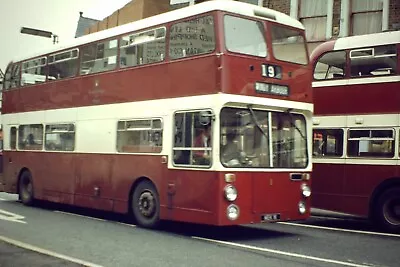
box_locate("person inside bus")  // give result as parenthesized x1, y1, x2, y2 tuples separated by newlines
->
(193, 124, 211, 165)
(221, 130, 242, 167)
(26, 134, 35, 146)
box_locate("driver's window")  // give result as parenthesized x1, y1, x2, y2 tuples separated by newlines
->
(173, 110, 213, 167)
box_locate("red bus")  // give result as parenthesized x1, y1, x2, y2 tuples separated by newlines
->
(0, 1, 313, 228)
(311, 30, 400, 232)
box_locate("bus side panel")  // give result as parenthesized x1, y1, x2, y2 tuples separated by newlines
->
(342, 163, 398, 216)
(312, 163, 346, 213)
(160, 169, 220, 225)
(1, 151, 21, 194)
(314, 81, 400, 116)
(35, 152, 75, 205)
(110, 154, 167, 214)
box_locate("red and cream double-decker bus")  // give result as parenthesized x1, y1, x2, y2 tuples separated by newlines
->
(0, 1, 312, 228)
(311, 30, 400, 232)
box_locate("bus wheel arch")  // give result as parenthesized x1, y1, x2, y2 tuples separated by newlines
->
(18, 168, 35, 206)
(128, 177, 160, 228)
(370, 178, 400, 233)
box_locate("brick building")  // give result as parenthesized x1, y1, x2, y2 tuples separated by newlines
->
(260, 0, 400, 51)
(82, 0, 400, 52)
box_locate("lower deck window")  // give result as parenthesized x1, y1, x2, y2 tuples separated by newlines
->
(117, 119, 163, 153)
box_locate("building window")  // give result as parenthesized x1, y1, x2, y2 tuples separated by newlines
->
(298, 0, 330, 41)
(351, 0, 383, 35)
(341, 0, 389, 36)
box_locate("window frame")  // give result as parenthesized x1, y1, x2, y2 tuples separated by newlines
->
(340, 0, 389, 37)
(116, 118, 163, 154)
(291, 0, 334, 41)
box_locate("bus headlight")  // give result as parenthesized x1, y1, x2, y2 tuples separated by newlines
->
(224, 184, 238, 202)
(298, 201, 307, 214)
(227, 204, 240, 220)
(301, 184, 311, 198)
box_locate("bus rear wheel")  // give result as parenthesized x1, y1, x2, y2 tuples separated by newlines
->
(19, 171, 34, 206)
(373, 187, 400, 233)
(131, 181, 160, 228)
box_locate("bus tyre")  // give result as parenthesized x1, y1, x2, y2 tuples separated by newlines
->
(374, 188, 400, 233)
(19, 171, 34, 206)
(131, 181, 160, 228)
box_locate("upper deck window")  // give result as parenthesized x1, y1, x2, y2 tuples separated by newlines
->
(350, 45, 397, 77)
(48, 49, 79, 80)
(81, 40, 118, 75)
(169, 16, 215, 59)
(271, 25, 308, 65)
(21, 57, 47, 86)
(4, 64, 21, 90)
(314, 51, 346, 80)
(120, 27, 166, 67)
(224, 15, 267, 57)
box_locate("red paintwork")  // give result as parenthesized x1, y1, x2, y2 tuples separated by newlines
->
(313, 81, 400, 116)
(1, 11, 312, 225)
(313, 163, 399, 217)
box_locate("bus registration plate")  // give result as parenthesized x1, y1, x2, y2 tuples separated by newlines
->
(261, 213, 281, 222)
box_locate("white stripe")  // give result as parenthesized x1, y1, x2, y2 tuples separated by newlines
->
(116, 222, 137, 228)
(54, 211, 106, 222)
(192, 236, 371, 267)
(0, 198, 6, 201)
(312, 75, 400, 88)
(278, 222, 400, 238)
(0, 236, 103, 267)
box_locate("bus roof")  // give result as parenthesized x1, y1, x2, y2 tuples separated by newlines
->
(310, 30, 400, 62)
(10, 0, 303, 65)
(334, 31, 400, 50)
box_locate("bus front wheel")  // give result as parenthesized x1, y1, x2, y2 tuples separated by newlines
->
(19, 171, 34, 206)
(373, 187, 400, 233)
(131, 180, 160, 228)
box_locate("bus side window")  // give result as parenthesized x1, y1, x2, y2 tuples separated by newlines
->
(350, 45, 397, 77)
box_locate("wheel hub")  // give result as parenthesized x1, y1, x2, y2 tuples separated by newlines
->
(383, 198, 400, 226)
(138, 191, 155, 217)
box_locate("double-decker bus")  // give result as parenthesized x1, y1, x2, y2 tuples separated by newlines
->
(311, 30, 400, 232)
(0, 1, 313, 228)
